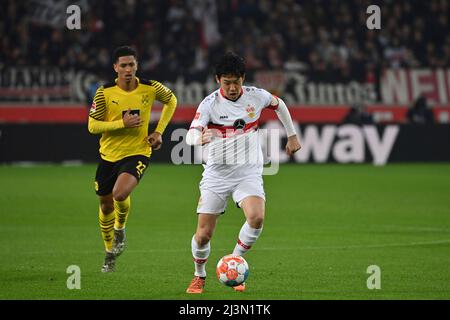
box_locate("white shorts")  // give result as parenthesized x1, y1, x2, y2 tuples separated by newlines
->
(197, 175, 265, 214)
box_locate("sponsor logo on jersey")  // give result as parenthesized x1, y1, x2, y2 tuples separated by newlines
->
(233, 119, 246, 129)
(89, 101, 96, 113)
(122, 109, 140, 116)
(194, 112, 201, 120)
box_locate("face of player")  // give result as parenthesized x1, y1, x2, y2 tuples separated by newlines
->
(216, 74, 244, 101)
(114, 56, 138, 84)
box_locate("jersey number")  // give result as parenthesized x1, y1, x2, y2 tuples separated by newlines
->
(136, 161, 147, 178)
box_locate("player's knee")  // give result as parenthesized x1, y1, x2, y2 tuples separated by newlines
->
(247, 214, 264, 229)
(100, 203, 114, 214)
(112, 189, 130, 202)
(196, 230, 213, 246)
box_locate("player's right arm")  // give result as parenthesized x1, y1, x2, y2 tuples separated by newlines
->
(88, 86, 142, 134)
(185, 98, 212, 146)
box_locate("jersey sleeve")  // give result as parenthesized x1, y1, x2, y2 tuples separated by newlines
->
(152, 80, 174, 104)
(256, 88, 276, 110)
(89, 86, 107, 120)
(189, 98, 211, 130)
(256, 88, 276, 109)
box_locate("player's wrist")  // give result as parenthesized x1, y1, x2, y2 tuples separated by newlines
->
(114, 119, 126, 129)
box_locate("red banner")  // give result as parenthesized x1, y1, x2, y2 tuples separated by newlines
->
(1, 104, 449, 124)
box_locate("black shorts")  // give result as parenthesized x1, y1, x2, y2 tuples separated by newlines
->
(94, 155, 150, 196)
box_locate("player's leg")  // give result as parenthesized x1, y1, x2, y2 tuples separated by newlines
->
(110, 172, 136, 256)
(192, 213, 219, 276)
(111, 156, 149, 256)
(230, 177, 265, 291)
(99, 195, 117, 273)
(95, 159, 119, 272)
(232, 177, 266, 257)
(112, 172, 137, 228)
(99, 194, 115, 252)
(234, 196, 265, 256)
(186, 213, 219, 294)
(186, 189, 227, 294)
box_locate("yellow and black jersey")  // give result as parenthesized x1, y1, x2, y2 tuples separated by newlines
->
(88, 77, 177, 162)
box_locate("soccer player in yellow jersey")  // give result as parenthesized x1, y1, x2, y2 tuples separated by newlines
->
(88, 46, 177, 272)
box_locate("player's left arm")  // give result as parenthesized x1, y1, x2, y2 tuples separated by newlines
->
(147, 81, 178, 150)
(269, 95, 301, 156)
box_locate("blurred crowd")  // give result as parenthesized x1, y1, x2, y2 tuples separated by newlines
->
(1, 0, 450, 83)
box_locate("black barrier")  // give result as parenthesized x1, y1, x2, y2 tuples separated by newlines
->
(0, 123, 449, 163)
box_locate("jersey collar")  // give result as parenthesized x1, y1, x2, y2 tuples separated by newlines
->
(219, 87, 244, 102)
(115, 77, 139, 93)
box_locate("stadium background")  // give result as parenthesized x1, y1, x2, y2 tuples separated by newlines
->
(1, 0, 450, 163)
(0, 0, 449, 301)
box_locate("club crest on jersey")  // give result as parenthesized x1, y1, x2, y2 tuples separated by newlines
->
(142, 94, 150, 106)
(233, 119, 246, 129)
(246, 105, 256, 118)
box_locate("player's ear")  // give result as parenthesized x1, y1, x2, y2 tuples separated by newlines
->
(215, 75, 220, 84)
(241, 74, 245, 83)
(113, 63, 118, 73)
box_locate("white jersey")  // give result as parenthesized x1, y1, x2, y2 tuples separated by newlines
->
(189, 86, 276, 180)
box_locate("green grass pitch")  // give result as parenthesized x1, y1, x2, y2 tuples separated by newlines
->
(0, 163, 449, 300)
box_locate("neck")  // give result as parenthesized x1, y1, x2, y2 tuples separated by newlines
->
(118, 78, 137, 92)
(220, 87, 243, 101)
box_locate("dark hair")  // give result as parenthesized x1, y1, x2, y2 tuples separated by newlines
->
(215, 52, 246, 79)
(113, 46, 137, 63)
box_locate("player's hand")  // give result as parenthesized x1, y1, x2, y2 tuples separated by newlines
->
(147, 132, 162, 150)
(201, 128, 216, 145)
(285, 135, 301, 156)
(201, 129, 213, 145)
(122, 108, 143, 128)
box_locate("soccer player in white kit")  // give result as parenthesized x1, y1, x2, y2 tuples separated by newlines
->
(185, 52, 301, 293)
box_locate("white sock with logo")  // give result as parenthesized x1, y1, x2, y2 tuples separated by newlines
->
(232, 221, 263, 256)
(191, 234, 210, 277)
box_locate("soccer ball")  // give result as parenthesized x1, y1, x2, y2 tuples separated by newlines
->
(216, 254, 249, 287)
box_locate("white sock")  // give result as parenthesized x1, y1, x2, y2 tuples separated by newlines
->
(191, 234, 210, 277)
(232, 221, 263, 256)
